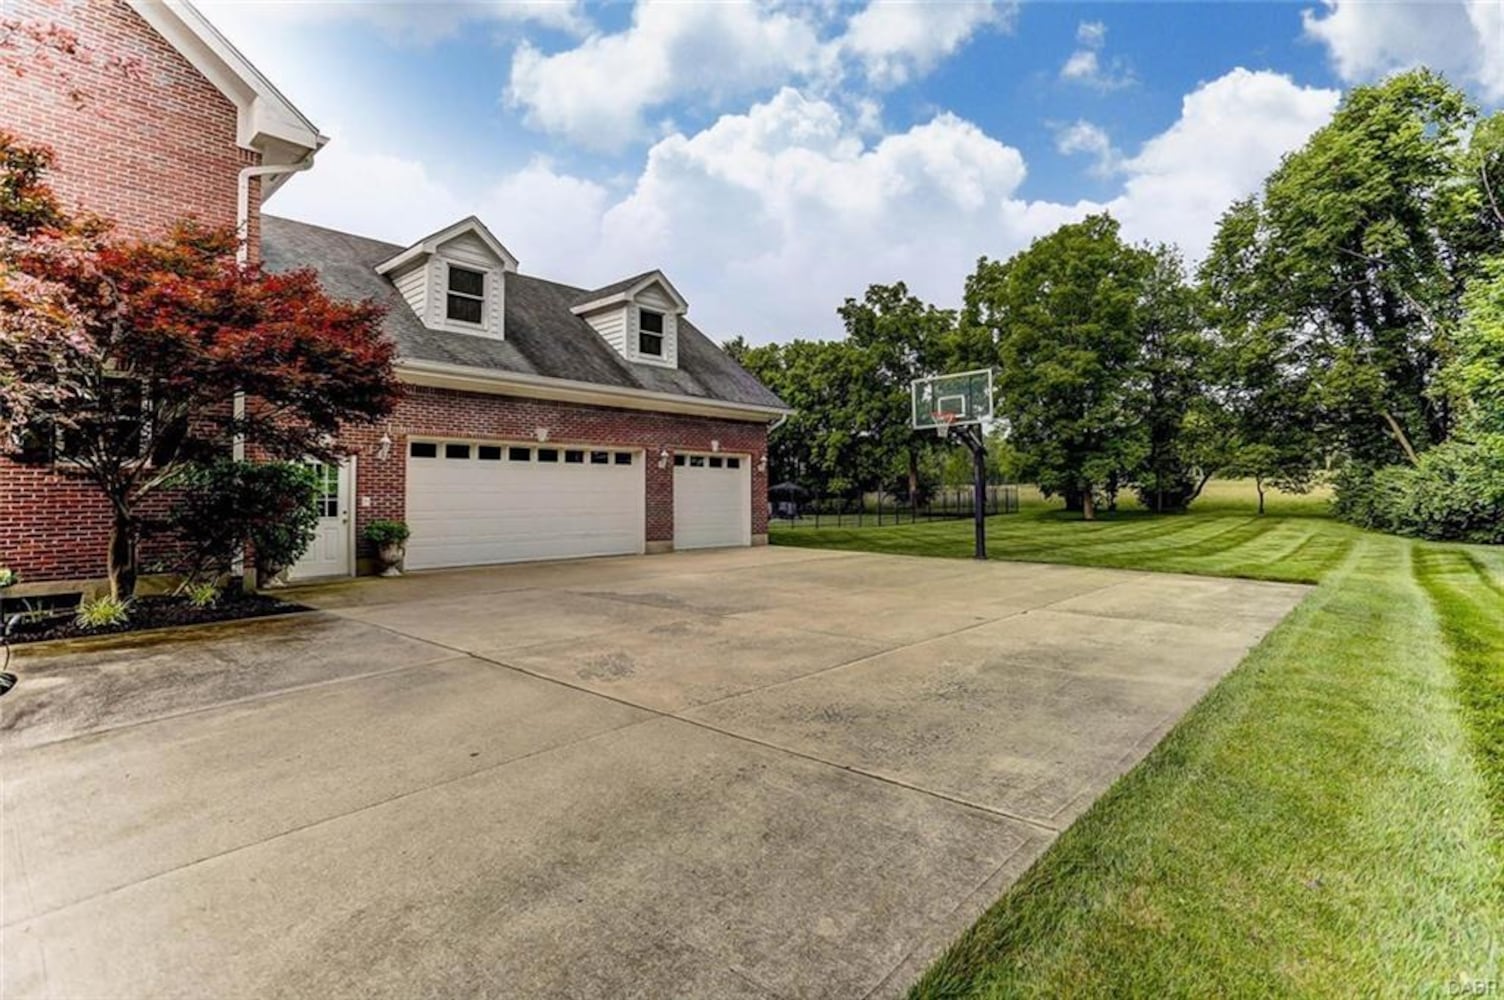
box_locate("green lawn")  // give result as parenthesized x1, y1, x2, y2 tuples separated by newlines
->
(771, 481, 1503, 997)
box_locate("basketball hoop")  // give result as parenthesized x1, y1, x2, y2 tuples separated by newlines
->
(932, 412, 958, 439)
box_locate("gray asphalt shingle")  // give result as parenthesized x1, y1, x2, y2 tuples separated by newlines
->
(260, 215, 786, 412)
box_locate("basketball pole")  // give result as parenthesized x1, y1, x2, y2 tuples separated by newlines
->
(952, 422, 987, 560)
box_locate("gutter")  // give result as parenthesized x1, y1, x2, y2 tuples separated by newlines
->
(396, 357, 793, 424)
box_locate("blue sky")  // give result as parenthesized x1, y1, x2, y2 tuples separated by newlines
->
(200, 1, 1503, 343)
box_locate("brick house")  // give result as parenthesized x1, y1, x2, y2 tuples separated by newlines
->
(1, 0, 788, 596)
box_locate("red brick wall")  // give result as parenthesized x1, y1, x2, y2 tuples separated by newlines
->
(0, 0, 254, 587)
(338, 385, 772, 561)
(0, 0, 253, 240)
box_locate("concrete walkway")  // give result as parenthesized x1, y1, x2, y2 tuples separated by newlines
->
(0, 547, 1308, 999)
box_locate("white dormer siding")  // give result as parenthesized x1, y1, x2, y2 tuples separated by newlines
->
(572, 273, 687, 370)
(391, 261, 427, 319)
(582, 307, 628, 355)
(375, 216, 518, 342)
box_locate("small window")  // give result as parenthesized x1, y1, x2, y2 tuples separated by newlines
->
(638, 309, 664, 357)
(709, 456, 723, 468)
(508, 446, 531, 462)
(614, 452, 633, 465)
(478, 445, 502, 461)
(410, 442, 438, 458)
(446, 265, 485, 325)
(673, 454, 686, 467)
(689, 455, 705, 467)
(565, 449, 585, 464)
(445, 443, 471, 460)
(590, 451, 609, 465)
(727, 457, 740, 469)
(537, 448, 559, 463)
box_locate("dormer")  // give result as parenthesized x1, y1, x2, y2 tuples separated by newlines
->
(571, 271, 689, 369)
(375, 217, 518, 340)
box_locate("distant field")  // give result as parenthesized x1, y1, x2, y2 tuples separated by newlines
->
(772, 478, 1504, 998)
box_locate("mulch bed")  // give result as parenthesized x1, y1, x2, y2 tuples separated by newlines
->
(3, 592, 311, 646)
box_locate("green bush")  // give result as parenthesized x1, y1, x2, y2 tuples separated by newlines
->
(75, 595, 131, 630)
(168, 460, 321, 584)
(184, 581, 220, 609)
(362, 519, 410, 546)
(1333, 436, 1504, 543)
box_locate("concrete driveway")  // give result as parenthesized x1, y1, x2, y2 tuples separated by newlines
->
(1, 547, 1307, 999)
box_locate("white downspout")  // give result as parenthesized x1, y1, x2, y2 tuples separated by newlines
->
(233, 158, 313, 460)
(233, 159, 312, 586)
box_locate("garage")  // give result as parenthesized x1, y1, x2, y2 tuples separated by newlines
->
(673, 451, 752, 550)
(405, 439, 644, 570)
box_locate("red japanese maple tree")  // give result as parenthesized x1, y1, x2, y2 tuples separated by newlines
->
(0, 134, 400, 597)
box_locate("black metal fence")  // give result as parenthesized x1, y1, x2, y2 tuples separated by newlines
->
(770, 484, 1019, 528)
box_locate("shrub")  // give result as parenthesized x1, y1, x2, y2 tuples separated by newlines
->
(168, 461, 321, 585)
(1333, 436, 1504, 543)
(362, 520, 410, 546)
(75, 595, 130, 630)
(0, 567, 16, 589)
(184, 582, 220, 609)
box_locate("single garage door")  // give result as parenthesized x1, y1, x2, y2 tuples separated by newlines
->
(673, 452, 751, 550)
(405, 440, 644, 570)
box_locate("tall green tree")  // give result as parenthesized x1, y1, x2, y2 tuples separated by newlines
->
(1134, 246, 1219, 512)
(963, 214, 1153, 519)
(837, 283, 953, 503)
(1207, 70, 1504, 466)
(1201, 199, 1323, 514)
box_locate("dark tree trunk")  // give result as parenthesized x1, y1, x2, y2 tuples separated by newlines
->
(907, 449, 920, 520)
(1256, 477, 1266, 516)
(1081, 485, 1096, 521)
(1064, 488, 1084, 513)
(108, 510, 138, 600)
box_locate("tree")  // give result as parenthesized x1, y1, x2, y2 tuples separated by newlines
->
(1445, 256, 1504, 436)
(0, 133, 401, 598)
(963, 215, 1153, 519)
(1132, 246, 1219, 512)
(1201, 199, 1323, 515)
(1206, 71, 1504, 467)
(836, 283, 953, 506)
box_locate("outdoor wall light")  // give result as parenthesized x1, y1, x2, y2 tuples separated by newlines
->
(757, 454, 768, 473)
(710, 439, 720, 452)
(658, 447, 671, 470)
(376, 433, 392, 461)
(535, 427, 550, 443)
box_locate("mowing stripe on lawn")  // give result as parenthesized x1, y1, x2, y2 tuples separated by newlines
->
(908, 534, 1502, 998)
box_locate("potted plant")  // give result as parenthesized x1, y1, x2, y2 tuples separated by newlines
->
(363, 520, 410, 577)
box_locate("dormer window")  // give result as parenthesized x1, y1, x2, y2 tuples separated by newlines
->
(638, 309, 665, 357)
(446, 266, 486, 325)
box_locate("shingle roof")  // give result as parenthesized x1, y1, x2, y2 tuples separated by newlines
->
(260, 216, 787, 413)
(571, 271, 658, 309)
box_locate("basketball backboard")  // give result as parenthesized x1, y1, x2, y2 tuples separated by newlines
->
(911, 368, 994, 431)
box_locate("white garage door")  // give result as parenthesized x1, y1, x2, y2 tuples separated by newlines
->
(673, 452, 751, 550)
(406, 440, 644, 570)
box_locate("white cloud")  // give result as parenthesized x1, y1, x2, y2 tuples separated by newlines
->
(269, 70, 1339, 342)
(506, 0, 1009, 149)
(842, 1, 1012, 87)
(1054, 120, 1120, 177)
(1060, 18, 1134, 91)
(1303, 0, 1504, 100)
(507, 2, 834, 151)
(1103, 68, 1340, 257)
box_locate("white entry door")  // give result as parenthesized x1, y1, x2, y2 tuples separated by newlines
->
(673, 452, 751, 549)
(405, 440, 645, 570)
(288, 457, 354, 580)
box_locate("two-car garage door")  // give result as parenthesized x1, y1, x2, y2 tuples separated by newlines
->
(405, 440, 644, 570)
